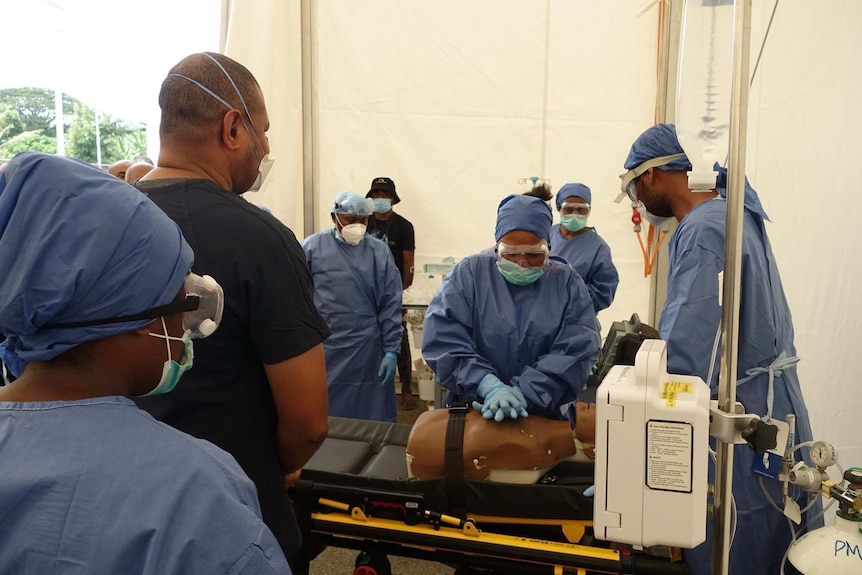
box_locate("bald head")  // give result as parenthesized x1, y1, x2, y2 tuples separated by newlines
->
(125, 161, 154, 184)
(107, 160, 132, 180)
(158, 52, 263, 141)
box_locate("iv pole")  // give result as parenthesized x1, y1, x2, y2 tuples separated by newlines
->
(711, 0, 752, 573)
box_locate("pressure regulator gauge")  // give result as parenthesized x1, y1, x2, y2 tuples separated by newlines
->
(810, 441, 838, 468)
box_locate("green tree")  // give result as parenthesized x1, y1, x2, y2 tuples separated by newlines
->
(65, 103, 146, 164)
(0, 88, 74, 134)
(116, 124, 148, 161)
(0, 87, 147, 164)
(0, 131, 57, 157)
(0, 108, 26, 142)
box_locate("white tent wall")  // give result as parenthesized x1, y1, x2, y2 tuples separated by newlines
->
(312, 0, 658, 329)
(224, 0, 861, 483)
(222, 0, 305, 230)
(746, 0, 862, 479)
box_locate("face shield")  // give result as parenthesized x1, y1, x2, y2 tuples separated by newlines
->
(617, 153, 688, 204)
(46, 272, 224, 339)
(181, 273, 224, 338)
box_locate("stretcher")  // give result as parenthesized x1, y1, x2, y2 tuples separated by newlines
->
(290, 411, 688, 575)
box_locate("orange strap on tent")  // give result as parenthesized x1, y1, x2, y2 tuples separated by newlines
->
(631, 205, 667, 277)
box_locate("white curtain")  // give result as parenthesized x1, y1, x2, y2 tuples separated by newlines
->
(222, 0, 305, 231)
(747, 0, 862, 476)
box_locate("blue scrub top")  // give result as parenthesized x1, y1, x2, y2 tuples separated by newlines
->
(0, 396, 291, 574)
(422, 248, 600, 420)
(660, 198, 816, 575)
(549, 225, 619, 313)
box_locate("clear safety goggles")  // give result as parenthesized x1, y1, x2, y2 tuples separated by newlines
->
(617, 152, 687, 204)
(47, 272, 224, 339)
(560, 202, 591, 216)
(496, 242, 549, 268)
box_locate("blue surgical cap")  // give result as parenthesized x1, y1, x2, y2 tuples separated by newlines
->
(555, 183, 592, 210)
(624, 124, 770, 221)
(0, 152, 194, 376)
(623, 124, 693, 172)
(495, 194, 552, 242)
(332, 191, 374, 215)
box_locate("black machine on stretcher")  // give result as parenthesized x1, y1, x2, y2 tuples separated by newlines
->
(290, 316, 687, 575)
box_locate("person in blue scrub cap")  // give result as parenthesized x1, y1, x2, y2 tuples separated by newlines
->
(621, 124, 816, 575)
(550, 183, 619, 314)
(423, 194, 600, 422)
(302, 191, 403, 422)
(0, 153, 290, 574)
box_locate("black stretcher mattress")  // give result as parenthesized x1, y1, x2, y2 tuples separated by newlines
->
(299, 416, 595, 520)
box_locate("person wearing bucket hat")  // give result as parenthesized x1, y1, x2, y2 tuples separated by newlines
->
(550, 183, 619, 315)
(365, 177, 418, 409)
(302, 191, 404, 423)
(0, 152, 290, 574)
(423, 194, 599, 422)
(621, 123, 816, 575)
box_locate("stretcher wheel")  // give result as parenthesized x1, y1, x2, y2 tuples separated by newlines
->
(353, 551, 392, 575)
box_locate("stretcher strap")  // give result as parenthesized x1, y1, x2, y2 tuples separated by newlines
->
(444, 404, 470, 514)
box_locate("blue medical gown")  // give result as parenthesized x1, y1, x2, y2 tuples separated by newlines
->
(303, 231, 402, 422)
(550, 225, 619, 313)
(422, 248, 600, 420)
(0, 397, 290, 574)
(660, 198, 815, 575)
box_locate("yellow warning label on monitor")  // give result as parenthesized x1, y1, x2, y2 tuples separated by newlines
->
(660, 381, 693, 407)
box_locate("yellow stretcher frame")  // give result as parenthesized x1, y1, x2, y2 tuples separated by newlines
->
(305, 496, 673, 575)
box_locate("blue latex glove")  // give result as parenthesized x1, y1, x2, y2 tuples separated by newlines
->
(471, 374, 529, 422)
(378, 352, 398, 387)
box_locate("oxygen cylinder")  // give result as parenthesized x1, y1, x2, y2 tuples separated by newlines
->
(786, 468, 862, 574)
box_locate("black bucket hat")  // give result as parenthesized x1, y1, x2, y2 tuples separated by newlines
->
(366, 176, 401, 205)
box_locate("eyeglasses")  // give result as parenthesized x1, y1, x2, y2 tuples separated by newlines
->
(560, 202, 591, 216)
(46, 273, 224, 339)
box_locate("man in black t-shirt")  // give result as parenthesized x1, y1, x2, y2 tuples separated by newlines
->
(133, 52, 331, 563)
(365, 177, 417, 409)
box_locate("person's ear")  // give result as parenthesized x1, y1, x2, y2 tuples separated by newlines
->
(221, 109, 245, 151)
(330, 213, 338, 227)
(642, 167, 656, 185)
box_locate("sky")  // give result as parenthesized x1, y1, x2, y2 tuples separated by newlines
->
(1, 0, 221, 125)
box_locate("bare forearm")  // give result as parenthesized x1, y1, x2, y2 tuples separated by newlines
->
(277, 419, 327, 473)
(264, 343, 330, 473)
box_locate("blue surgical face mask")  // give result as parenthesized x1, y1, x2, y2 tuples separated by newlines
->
(497, 257, 544, 286)
(373, 198, 392, 214)
(560, 214, 588, 232)
(137, 318, 194, 397)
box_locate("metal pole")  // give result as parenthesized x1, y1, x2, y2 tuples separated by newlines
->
(654, 0, 672, 124)
(711, 0, 752, 573)
(95, 110, 102, 167)
(54, 88, 65, 157)
(648, 0, 677, 327)
(300, 0, 318, 238)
